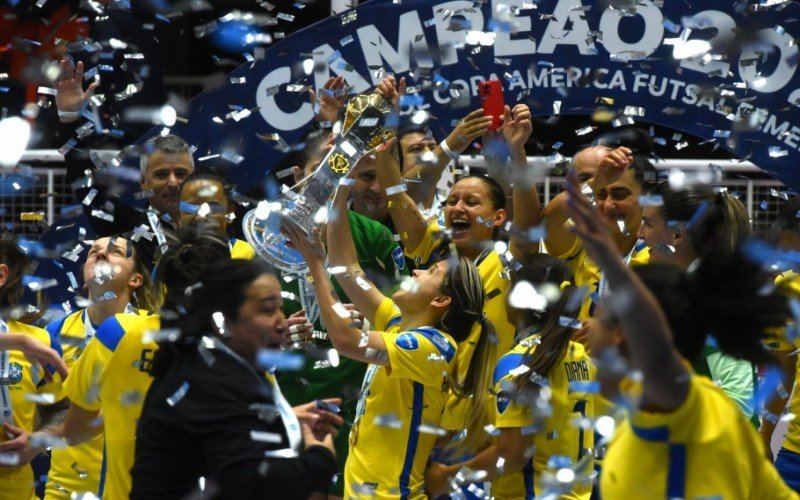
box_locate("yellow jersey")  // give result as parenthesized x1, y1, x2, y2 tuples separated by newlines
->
(554, 238, 650, 320)
(492, 335, 595, 500)
(229, 237, 255, 260)
(773, 271, 800, 454)
(405, 222, 514, 431)
(345, 298, 456, 499)
(43, 308, 148, 500)
(62, 313, 159, 500)
(0, 320, 63, 500)
(602, 374, 796, 499)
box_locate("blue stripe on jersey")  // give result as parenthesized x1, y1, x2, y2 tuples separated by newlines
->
(399, 382, 424, 499)
(48, 335, 64, 367)
(96, 317, 126, 352)
(98, 439, 107, 497)
(44, 313, 70, 340)
(667, 444, 687, 499)
(493, 353, 526, 385)
(42, 314, 68, 374)
(412, 327, 455, 362)
(630, 424, 686, 499)
(523, 459, 535, 499)
(386, 315, 402, 330)
(630, 424, 668, 441)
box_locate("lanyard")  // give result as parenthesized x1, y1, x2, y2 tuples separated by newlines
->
(597, 242, 639, 299)
(146, 208, 168, 254)
(264, 371, 302, 453)
(297, 276, 320, 325)
(0, 318, 14, 429)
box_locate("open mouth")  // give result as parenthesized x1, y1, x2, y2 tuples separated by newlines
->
(450, 217, 471, 238)
(365, 193, 383, 203)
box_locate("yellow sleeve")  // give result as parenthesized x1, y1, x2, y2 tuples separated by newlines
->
(380, 328, 455, 388)
(38, 372, 65, 402)
(21, 326, 65, 402)
(62, 337, 112, 411)
(404, 221, 445, 266)
(374, 297, 401, 332)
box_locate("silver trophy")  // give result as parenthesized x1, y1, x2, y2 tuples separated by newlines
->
(243, 93, 396, 273)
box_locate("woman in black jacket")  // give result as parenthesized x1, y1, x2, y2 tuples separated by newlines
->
(130, 228, 339, 499)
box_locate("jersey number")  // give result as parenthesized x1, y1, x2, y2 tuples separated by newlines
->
(572, 400, 587, 461)
(138, 349, 154, 373)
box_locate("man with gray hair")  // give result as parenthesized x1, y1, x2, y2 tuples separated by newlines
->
(139, 134, 194, 222)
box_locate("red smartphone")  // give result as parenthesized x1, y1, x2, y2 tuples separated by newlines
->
(479, 80, 505, 131)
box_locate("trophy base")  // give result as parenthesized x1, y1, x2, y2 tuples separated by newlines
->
(242, 208, 309, 274)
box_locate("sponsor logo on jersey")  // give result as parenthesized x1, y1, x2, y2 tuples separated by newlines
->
(396, 333, 419, 351)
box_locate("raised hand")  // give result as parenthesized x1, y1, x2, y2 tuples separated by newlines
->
(282, 223, 326, 264)
(594, 146, 633, 186)
(55, 59, 98, 122)
(499, 104, 533, 153)
(374, 75, 406, 110)
(309, 76, 348, 124)
(445, 108, 492, 153)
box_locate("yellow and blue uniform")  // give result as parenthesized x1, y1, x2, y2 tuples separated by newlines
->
(43, 308, 148, 499)
(62, 313, 159, 500)
(405, 222, 514, 431)
(0, 320, 63, 500)
(775, 271, 800, 456)
(229, 237, 255, 260)
(280, 209, 408, 496)
(602, 374, 796, 499)
(345, 298, 456, 499)
(554, 239, 650, 320)
(492, 335, 595, 500)
(771, 272, 800, 490)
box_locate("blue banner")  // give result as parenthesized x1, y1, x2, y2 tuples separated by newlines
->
(151, 0, 800, 188)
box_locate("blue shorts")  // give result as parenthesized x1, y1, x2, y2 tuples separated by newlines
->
(776, 448, 800, 492)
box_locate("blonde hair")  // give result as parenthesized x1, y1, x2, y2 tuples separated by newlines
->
(439, 256, 496, 455)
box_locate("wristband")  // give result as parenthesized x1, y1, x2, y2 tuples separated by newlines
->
(440, 139, 459, 161)
(58, 110, 80, 120)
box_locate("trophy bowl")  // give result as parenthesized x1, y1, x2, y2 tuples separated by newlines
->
(243, 93, 396, 274)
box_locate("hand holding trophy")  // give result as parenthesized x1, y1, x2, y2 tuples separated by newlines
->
(243, 92, 396, 273)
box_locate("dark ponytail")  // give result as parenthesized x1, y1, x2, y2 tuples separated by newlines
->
(149, 223, 233, 377)
(652, 181, 750, 262)
(508, 253, 579, 385)
(0, 237, 45, 323)
(633, 257, 786, 366)
(0, 238, 29, 311)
